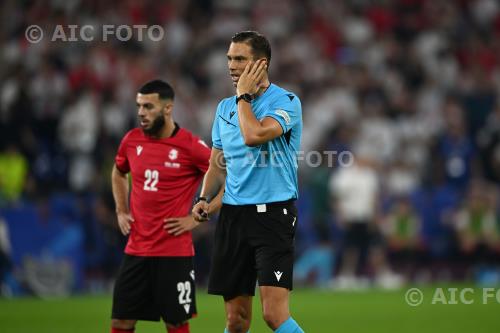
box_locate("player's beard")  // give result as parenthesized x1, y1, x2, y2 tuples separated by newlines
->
(142, 113, 166, 137)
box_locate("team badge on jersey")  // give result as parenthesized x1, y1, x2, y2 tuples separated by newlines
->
(165, 148, 181, 168)
(168, 148, 178, 160)
(136, 145, 143, 156)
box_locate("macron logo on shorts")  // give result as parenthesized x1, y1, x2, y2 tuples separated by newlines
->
(274, 271, 283, 282)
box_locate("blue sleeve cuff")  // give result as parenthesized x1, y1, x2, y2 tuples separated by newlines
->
(264, 114, 287, 134)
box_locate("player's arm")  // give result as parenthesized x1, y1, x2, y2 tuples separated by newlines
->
(192, 148, 226, 222)
(236, 59, 283, 146)
(111, 164, 134, 235)
(164, 179, 224, 236)
(165, 136, 225, 235)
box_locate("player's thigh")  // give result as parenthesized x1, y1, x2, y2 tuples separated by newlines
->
(153, 257, 197, 324)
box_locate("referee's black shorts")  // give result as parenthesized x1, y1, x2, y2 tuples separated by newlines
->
(208, 200, 297, 298)
(112, 255, 197, 324)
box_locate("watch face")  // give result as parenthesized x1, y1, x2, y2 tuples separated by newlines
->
(237, 94, 254, 103)
(243, 94, 253, 102)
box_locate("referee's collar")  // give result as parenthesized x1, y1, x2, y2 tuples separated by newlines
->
(255, 83, 273, 100)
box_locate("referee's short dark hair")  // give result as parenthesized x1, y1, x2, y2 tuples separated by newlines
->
(138, 80, 175, 101)
(232, 31, 271, 69)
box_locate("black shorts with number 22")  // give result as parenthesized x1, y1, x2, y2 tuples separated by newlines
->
(112, 255, 196, 324)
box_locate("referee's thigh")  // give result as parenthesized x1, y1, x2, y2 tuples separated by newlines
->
(251, 202, 297, 290)
(208, 204, 257, 297)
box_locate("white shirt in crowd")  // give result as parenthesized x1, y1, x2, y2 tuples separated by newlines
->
(329, 163, 379, 223)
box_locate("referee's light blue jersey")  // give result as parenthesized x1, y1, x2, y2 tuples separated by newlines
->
(211, 83, 302, 205)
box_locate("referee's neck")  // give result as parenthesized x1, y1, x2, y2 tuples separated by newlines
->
(255, 79, 271, 97)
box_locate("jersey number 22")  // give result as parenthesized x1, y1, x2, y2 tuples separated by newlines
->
(143, 169, 159, 191)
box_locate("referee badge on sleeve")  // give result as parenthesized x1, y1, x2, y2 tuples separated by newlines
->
(275, 109, 291, 125)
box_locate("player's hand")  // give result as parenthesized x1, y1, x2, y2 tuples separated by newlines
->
(117, 211, 134, 236)
(164, 215, 199, 236)
(192, 200, 210, 223)
(236, 59, 267, 96)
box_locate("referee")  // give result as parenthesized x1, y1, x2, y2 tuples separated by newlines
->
(193, 31, 304, 333)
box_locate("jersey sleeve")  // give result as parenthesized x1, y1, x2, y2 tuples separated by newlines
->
(264, 93, 302, 134)
(115, 132, 131, 173)
(191, 135, 211, 173)
(211, 101, 223, 149)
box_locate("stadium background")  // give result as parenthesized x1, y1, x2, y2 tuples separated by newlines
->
(0, 0, 500, 331)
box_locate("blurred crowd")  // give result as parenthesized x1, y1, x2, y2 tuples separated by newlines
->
(1, 0, 500, 293)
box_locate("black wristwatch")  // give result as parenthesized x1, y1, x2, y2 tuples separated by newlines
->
(195, 196, 208, 204)
(236, 93, 254, 104)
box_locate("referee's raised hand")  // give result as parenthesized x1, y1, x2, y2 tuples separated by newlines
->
(236, 59, 267, 96)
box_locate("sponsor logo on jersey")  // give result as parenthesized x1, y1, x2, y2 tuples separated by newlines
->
(164, 161, 181, 168)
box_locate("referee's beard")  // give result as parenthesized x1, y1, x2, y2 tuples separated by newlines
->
(142, 113, 166, 137)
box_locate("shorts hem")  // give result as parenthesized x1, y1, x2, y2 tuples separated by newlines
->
(112, 313, 161, 322)
(257, 283, 293, 291)
(207, 288, 255, 298)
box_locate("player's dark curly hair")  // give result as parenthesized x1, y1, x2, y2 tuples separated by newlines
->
(232, 31, 271, 69)
(139, 80, 175, 100)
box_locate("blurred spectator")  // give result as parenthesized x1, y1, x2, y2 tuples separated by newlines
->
(58, 91, 99, 192)
(381, 197, 423, 279)
(453, 180, 500, 267)
(329, 154, 379, 287)
(0, 145, 28, 204)
(437, 98, 476, 192)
